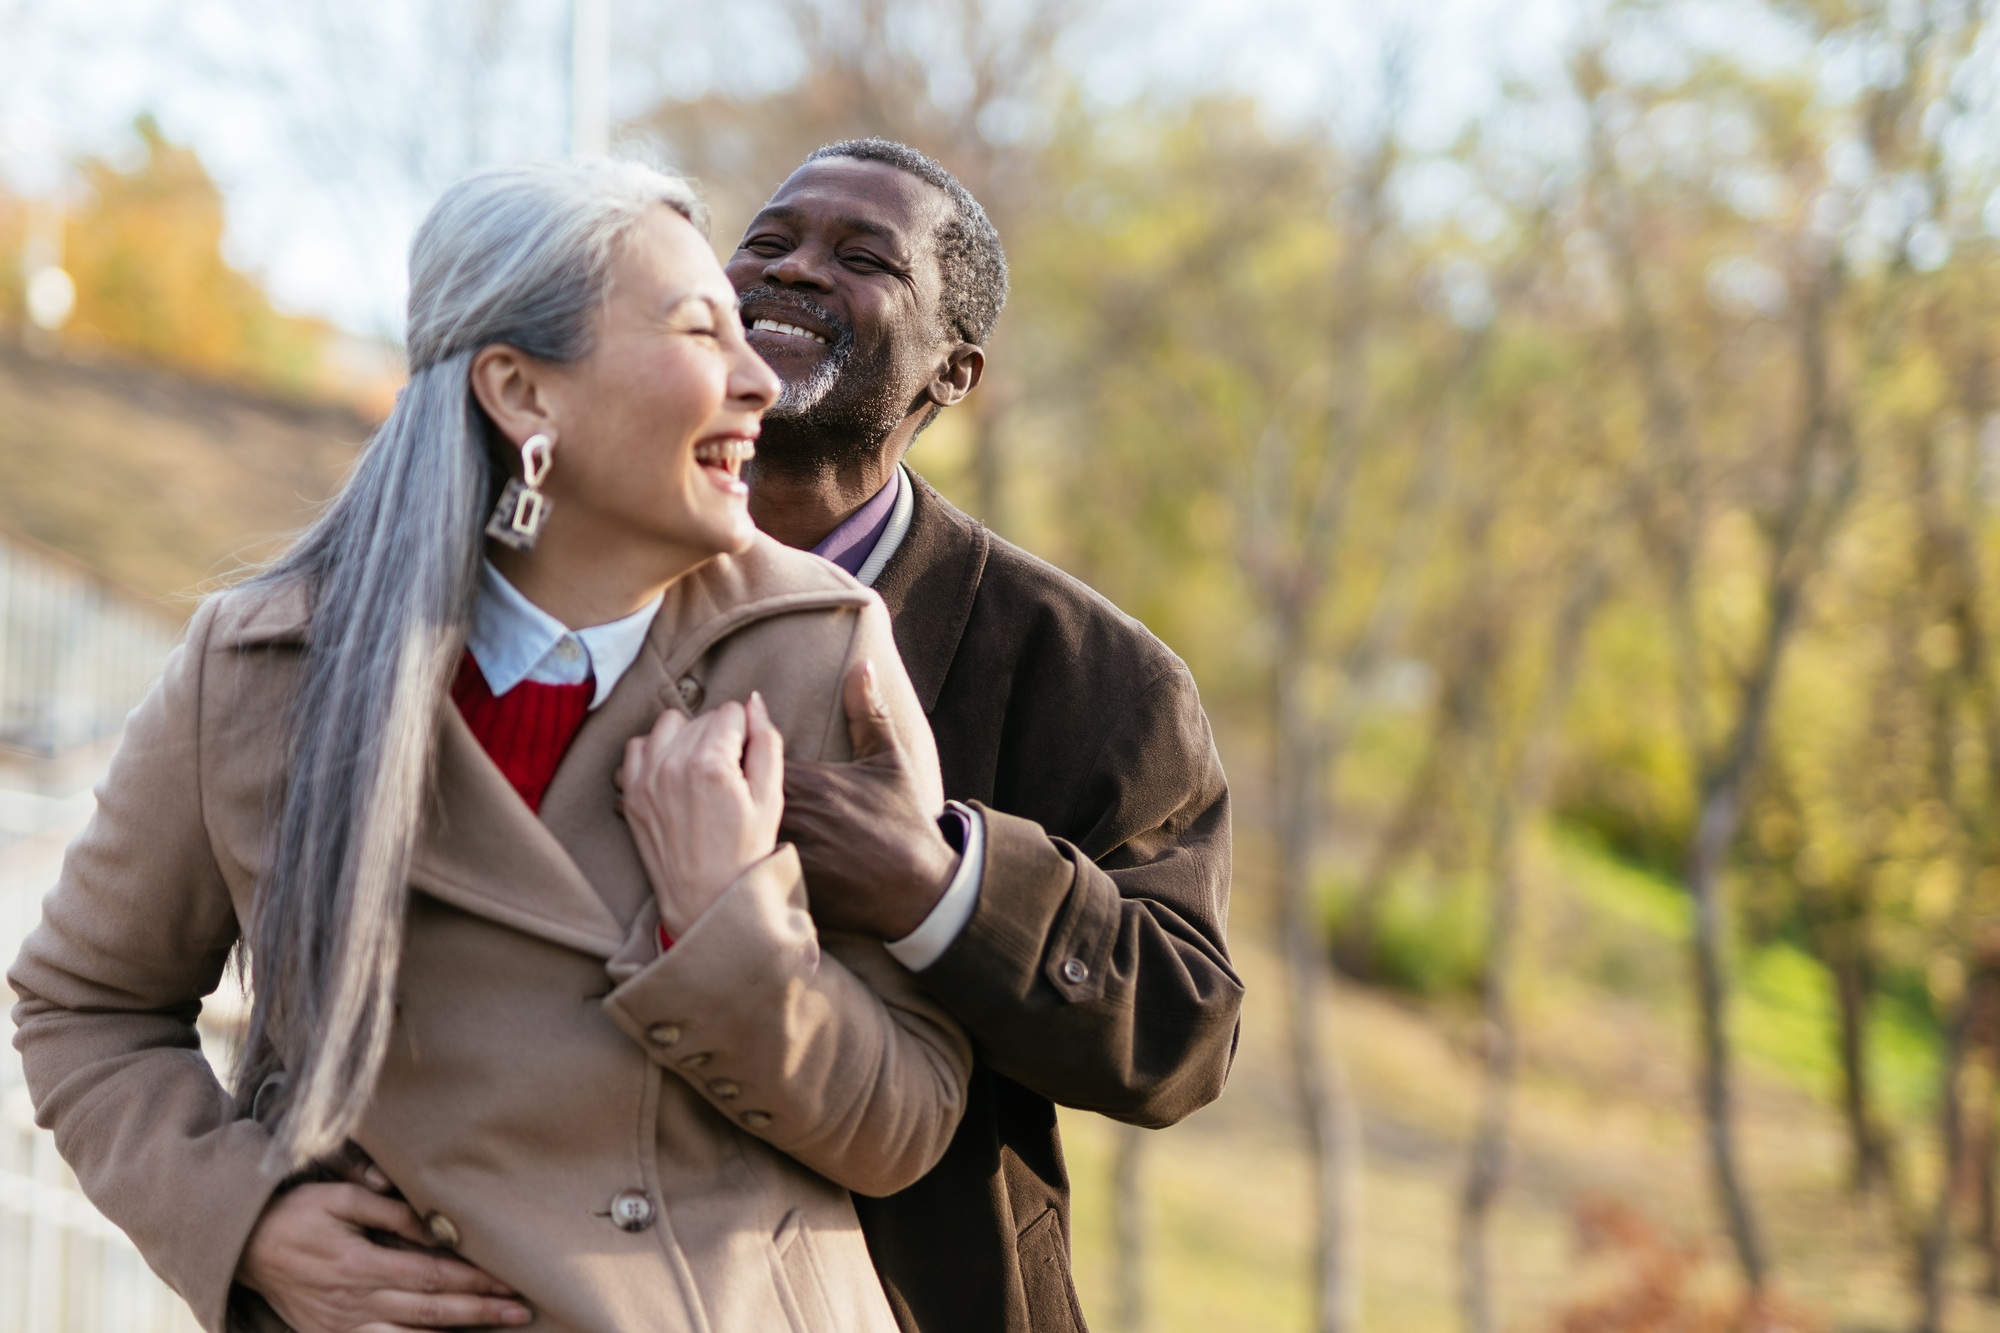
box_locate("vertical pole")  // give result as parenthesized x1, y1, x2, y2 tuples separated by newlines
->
(1111, 1123, 1147, 1333)
(26, 1130, 61, 1333)
(569, 0, 610, 158)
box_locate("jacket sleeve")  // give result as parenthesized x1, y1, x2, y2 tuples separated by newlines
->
(917, 664, 1242, 1128)
(600, 848, 971, 1198)
(7, 599, 286, 1333)
(599, 597, 970, 1197)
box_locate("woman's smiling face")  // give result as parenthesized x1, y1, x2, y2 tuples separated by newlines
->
(479, 203, 782, 575)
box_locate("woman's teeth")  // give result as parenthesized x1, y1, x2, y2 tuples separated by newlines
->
(694, 437, 757, 478)
(751, 318, 829, 345)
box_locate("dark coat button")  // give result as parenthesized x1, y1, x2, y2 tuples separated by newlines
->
(677, 676, 704, 709)
(646, 1022, 682, 1047)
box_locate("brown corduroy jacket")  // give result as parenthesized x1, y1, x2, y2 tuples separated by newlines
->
(8, 535, 973, 1333)
(856, 475, 1242, 1333)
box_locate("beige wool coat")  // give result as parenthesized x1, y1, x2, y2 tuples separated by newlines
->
(8, 534, 973, 1333)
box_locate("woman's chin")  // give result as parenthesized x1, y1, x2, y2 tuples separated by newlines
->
(695, 499, 759, 556)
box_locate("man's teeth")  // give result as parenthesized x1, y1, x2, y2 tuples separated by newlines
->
(694, 438, 757, 465)
(751, 318, 829, 345)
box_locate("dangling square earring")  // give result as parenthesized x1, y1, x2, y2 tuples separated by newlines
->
(485, 433, 555, 552)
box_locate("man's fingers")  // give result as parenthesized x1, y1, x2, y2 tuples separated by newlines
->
(842, 659, 898, 761)
(743, 692, 784, 814)
(374, 1247, 519, 1298)
(325, 1185, 431, 1248)
(371, 1289, 532, 1328)
(327, 1141, 395, 1194)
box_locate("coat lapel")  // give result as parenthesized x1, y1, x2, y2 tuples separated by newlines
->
(534, 611, 681, 930)
(410, 706, 628, 958)
(870, 473, 988, 713)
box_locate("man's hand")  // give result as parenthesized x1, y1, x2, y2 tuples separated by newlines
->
(782, 659, 959, 940)
(236, 1183, 529, 1332)
(620, 694, 785, 938)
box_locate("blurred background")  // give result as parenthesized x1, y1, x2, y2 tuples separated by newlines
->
(3, 0, 1999, 1330)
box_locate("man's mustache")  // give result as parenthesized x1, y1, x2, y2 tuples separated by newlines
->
(737, 285, 854, 351)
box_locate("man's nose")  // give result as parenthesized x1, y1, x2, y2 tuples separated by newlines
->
(764, 244, 834, 291)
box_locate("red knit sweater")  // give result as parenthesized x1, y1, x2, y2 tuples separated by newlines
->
(451, 653, 676, 950)
(450, 652, 593, 814)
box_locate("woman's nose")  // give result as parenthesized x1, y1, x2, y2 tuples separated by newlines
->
(731, 341, 782, 411)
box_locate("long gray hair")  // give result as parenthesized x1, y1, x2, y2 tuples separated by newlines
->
(236, 159, 706, 1170)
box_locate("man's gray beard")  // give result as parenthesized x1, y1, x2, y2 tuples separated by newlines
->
(769, 342, 846, 418)
(756, 338, 915, 479)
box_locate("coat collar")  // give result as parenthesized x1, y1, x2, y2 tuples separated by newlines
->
(215, 538, 876, 957)
(869, 472, 988, 714)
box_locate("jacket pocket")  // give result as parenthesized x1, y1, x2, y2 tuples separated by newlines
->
(1017, 1206, 1086, 1333)
(774, 1209, 839, 1333)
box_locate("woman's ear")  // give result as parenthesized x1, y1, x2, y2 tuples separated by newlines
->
(470, 344, 558, 449)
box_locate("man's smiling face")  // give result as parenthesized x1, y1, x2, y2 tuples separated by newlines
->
(726, 157, 955, 473)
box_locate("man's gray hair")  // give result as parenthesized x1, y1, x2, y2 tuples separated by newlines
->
(236, 158, 703, 1170)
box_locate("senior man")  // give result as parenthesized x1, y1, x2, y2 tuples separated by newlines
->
(240, 140, 1241, 1333)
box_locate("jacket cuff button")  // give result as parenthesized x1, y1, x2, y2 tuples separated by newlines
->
(708, 1078, 741, 1100)
(645, 1022, 682, 1047)
(1061, 957, 1090, 985)
(741, 1110, 772, 1129)
(678, 1051, 711, 1070)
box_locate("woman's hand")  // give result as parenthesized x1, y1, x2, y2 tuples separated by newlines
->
(619, 693, 784, 938)
(236, 1183, 530, 1331)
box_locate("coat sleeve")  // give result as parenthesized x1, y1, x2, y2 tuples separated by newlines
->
(599, 597, 970, 1197)
(7, 599, 286, 1333)
(917, 663, 1243, 1128)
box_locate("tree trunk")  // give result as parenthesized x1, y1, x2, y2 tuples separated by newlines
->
(1274, 648, 1359, 1333)
(1829, 945, 1889, 1193)
(1971, 1064, 1999, 1299)
(1459, 570, 1599, 1333)
(1687, 782, 1769, 1295)
(1458, 844, 1519, 1333)
(1111, 1122, 1148, 1333)
(968, 388, 1005, 533)
(1917, 1000, 1973, 1333)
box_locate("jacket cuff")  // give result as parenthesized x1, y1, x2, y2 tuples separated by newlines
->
(599, 845, 814, 1078)
(920, 804, 1118, 1012)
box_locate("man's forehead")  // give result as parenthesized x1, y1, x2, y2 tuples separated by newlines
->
(753, 158, 950, 241)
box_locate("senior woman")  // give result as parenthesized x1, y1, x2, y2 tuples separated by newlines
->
(8, 160, 970, 1333)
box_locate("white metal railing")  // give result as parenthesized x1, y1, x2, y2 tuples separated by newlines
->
(0, 536, 179, 760)
(0, 533, 199, 1333)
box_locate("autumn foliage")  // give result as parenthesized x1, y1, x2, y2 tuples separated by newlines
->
(3, 116, 337, 397)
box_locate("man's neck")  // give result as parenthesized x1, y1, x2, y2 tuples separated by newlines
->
(748, 430, 910, 551)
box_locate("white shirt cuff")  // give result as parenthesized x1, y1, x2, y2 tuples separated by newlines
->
(884, 801, 984, 972)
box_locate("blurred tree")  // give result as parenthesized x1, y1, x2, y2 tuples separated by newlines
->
(1571, 39, 1867, 1297)
(53, 116, 330, 392)
(638, 0, 1081, 530)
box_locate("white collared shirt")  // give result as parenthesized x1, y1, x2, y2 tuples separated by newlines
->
(468, 562, 662, 710)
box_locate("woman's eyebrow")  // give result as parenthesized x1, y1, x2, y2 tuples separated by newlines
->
(661, 292, 729, 318)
